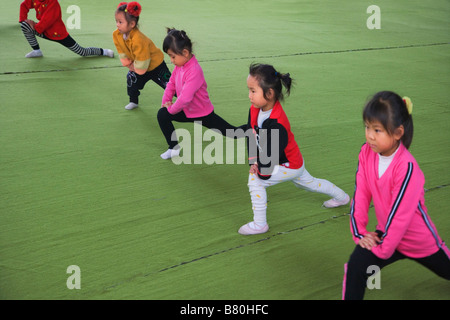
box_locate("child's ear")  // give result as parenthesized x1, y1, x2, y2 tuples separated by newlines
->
(266, 88, 275, 101)
(182, 48, 190, 57)
(393, 125, 405, 141)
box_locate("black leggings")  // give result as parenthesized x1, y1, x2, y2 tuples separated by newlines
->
(157, 108, 237, 149)
(343, 244, 450, 300)
(20, 21, 103, 56)
(127, 62, 171, 104)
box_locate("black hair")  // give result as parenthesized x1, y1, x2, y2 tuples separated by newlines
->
(248, 63, 293, 102)
(363, 91, 414, 149)
(116, 4, 139, 28)
(163, 28, 193, 55)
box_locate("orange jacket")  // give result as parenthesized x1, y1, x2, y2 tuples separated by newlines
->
(113, 28, 164, 75)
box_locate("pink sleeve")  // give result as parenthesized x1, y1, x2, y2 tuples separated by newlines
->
(162, 71, 176, 105)
(371, 162, 420, 259)
(349, 145, 372, 244)
(166, 66, 203, 115)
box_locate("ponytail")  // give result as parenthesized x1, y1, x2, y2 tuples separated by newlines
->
(163, 28, 193, 55)
(249, 63, 293, 102)
(400, 97, 414, 149)
(278, 72, 292, 99)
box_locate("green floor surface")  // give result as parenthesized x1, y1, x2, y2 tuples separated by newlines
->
(1, 0, 449, 300)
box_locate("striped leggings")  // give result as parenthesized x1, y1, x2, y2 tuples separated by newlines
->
(20, 21, 103, 56)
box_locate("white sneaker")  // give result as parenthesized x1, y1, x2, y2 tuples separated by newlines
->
(125, 102, 138, 110)
(238, 222, 269, 235)
(25, 49, 43, 58)
(103, 49, 114, 58)
(323, 194, 350, 208)
(160, 148, 180, 160)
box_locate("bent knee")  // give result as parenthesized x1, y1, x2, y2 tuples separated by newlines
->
(157, 107, 171, 120)
(20, 21, 33, 32)
(248, 174, 265, 190)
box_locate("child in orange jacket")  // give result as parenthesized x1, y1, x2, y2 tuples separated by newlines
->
(113, 2, 171, 110)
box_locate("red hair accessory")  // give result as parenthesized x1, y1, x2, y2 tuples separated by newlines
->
(117, 2, 128, 8)
(126, 2, 142, 17)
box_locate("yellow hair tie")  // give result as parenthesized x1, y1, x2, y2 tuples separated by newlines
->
(124, 9, 127, 12)
(403, 96, 413, 115)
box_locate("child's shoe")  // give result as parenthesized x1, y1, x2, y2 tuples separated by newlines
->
(160, 148, 180, 160)
(323, 193, 350, 208)
(125, 102, 138, 110)
(103, 49, 114, 58)
(238, 222, 269, 235)
(25, 49, 43, 58)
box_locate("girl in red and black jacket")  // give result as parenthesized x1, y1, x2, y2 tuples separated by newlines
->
(237, 63, 349, 235)
(19, 0, 114, 58)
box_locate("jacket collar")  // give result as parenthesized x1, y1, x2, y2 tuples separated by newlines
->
(250, 100, 282, 128)
(181, 55, 197, 70)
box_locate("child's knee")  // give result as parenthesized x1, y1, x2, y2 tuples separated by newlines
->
(347, 246, 377, 275)
(248, 178, 266, 200)
(247, 173, 260, 188)
(157, 107, 170, 122)
(20, 21, 33, 33)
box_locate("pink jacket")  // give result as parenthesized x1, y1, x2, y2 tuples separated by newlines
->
(350, 143, 448, 259)
(162, 55, 214, 118)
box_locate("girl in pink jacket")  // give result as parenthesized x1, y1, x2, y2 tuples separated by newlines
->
(157, 28, 235, 160)
(342, 91, 450, 300)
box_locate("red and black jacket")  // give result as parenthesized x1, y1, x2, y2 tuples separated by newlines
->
(239, 101, 303, 179)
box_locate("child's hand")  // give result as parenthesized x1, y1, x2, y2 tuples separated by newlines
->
(358, 232, 381, 250)
(25, 19, 36, 29)
(127, 63, 135, 72)
(249, 163, 258, 174)
(162, 102, 173, 108)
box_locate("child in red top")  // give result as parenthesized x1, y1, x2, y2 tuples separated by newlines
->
(19, 0, 114, 58)
(237, 63, 349, 235)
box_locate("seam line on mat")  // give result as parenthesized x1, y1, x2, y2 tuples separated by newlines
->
(2, 42, 448, 75)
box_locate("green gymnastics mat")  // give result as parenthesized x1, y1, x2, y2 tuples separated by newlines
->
(0, 0, 449, 304)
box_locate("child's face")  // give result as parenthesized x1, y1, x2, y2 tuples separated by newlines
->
(364, 120, 404, 156)
(115, 12, 135, 35)
(166, 49, 191, 67)
(247, 75, 274, 111)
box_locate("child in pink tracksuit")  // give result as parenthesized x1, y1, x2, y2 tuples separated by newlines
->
(157, 28, 235, 159)
(342, 91, 450, 300)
